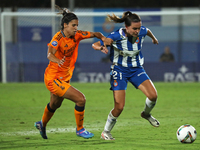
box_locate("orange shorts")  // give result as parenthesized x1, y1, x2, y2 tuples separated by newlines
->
(44, 77, 71, 97)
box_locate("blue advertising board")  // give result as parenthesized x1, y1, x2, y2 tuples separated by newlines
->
(6, 62, 200, 82)
(18, 27, 51, 42)
(76, 62, 200, 83)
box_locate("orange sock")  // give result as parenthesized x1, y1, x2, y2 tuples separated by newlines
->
(74, 109, 85, 131)
(42, 105, 54, 127)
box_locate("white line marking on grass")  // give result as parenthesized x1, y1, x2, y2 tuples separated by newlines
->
(0, 121, 139, 137)
(0, 127, 101, 137)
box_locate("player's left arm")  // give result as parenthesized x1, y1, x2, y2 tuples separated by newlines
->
(146, 28, 159, 45)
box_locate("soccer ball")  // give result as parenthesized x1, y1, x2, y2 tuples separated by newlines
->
(177, 124, 197, 143)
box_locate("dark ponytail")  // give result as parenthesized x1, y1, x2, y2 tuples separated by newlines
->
(55, 5, 78, 30)
(108, 11, 141, 27)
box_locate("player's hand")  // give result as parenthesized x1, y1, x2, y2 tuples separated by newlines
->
(152, 38, 159, 45)
(58, 56, 65, 67)
(100, 46, 109, 54)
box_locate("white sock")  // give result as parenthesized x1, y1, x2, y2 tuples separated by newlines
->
(144, 98, 156, 115)
(104, 110, 117, 132)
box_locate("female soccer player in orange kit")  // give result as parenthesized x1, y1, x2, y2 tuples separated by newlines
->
(34, 5, 111, 139)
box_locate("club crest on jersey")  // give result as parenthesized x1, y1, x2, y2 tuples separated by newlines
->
(113, 80, 118, 87)
(52, 41, 58, 47)
(135, 37, 140, 44)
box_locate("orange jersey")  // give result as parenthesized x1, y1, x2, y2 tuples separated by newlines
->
(45, 30, 91, 82)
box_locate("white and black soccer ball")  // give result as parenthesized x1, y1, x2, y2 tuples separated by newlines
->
(177, 124, 197, 143)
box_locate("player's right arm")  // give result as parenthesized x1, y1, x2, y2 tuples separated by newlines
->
(47, 46, 65, 67)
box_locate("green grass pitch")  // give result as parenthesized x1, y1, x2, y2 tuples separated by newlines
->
(0, 82, 199, 150)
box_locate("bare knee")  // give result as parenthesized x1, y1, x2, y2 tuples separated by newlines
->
(50, 94, 64, 110)
(113, 103, 124, 116)
(116, 105, 124, 113)
(76, 94, 86, 106)
(148, 92, 158, 102)
(50, 100, 63, 110)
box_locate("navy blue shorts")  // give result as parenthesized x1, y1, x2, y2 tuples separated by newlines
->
(110, 65, 150, 90)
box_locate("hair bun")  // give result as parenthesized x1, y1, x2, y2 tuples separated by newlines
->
(55, 5, 71, 16)
(63, 8, 71, 13)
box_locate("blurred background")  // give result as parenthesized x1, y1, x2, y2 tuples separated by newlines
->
(1, 0, 200, 83)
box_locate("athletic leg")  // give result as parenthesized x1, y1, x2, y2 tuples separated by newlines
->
(101, 90, 125, 140)
(138, 79, 160, 127)
(62, 86, 94, 139)
(138, 79, 157, 114)
(34, 93, 63, 139)
(42, 93, 64, 127)
(62, 86, 85, 131)
(112, 90, 126, 117)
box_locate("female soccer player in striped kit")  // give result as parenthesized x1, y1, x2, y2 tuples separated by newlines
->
(92, 11, 160, 140)
(34, 5, 112, 139)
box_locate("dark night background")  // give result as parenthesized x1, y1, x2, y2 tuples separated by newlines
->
(0, 0, 200, 9)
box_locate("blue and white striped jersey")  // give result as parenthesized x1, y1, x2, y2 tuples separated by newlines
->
(100, 26, 148, 67)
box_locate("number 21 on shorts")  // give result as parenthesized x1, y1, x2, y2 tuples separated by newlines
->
(112, 70, 122, 80)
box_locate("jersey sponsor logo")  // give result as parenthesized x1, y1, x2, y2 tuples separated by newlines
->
(52, 41, 58, 47)
(113, 80, 118, 87)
